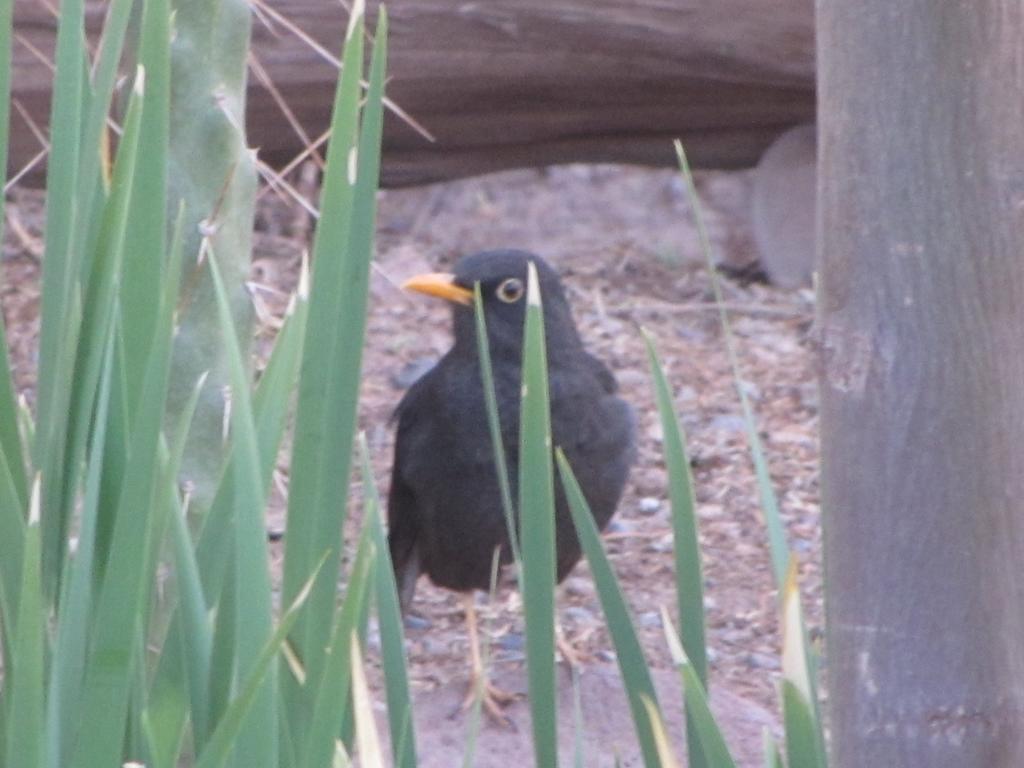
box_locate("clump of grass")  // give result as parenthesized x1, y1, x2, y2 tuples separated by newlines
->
(0, 4, 410, 767)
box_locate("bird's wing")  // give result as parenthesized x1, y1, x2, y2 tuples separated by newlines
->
(387, 465, 421, 615)
(387, 376, 434, 615)
(584, 351, 619, 394)
(551, 355, 636, 496)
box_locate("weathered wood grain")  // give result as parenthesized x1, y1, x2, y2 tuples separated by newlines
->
(820, 1, 1024, 764)
(10, 0, 815, 186)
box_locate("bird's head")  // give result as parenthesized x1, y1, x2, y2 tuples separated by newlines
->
(402, 249, 581, 360)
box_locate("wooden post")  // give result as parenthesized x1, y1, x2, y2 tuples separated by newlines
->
(819, 2, 1024, 765)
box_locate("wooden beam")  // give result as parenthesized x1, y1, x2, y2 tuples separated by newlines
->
(10, 0, 815, 187)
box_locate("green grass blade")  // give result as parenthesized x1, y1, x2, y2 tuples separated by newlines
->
(141, 699, 187, 768)
(556, 450, 661, 768)
(280, 4, 369, 732)
(208, 247, 278, 767)
(160, 487, 210, 762)
(45, 316, 118, 768)
(36, 0, 84, 427)
(147, 263, 309, 757)
(0, 0, 11, 204)
(781, 565, 826, 767)
(642, 328, 708, 768)
(0, 338, 24, 517)
(60, 67, 146, 593)
(36, 0, 89, 598)
(673, 140, 790, 588)
(208, 563, 237, 739)
(17, 397, 34, 458)
(473, 284, 519, 567)
(0, 443, 25, 661)
(0, 0, 26, 513)
(763, 729, 784, 768)
(195, 570, 321, 768)
(169, 473, 209, 667)
(361, 436, 417, 768)
(677, 141, 827, 764)
(250, 256, 310, 428)
(93, 301, 130, 584)
(662, 609, 737, 768)
(678, 664, 737, 768)
(781, 682, 824, 768)
(73, 62, 147, 412)
(99, 211, 176, 753)
(127, 625, 149, 758)
(73, 0, 134, 251)
(123, 212, 195, 762)
(571, 667, 585, 768)
(643, 330, 706, 677)
(4, 479, 43, 768)
(122, 0, 170, 406)
(196, 256, 309, 608)
(350, 637, 386, 768)
(0, 330, 23, 521)
(143, 371, 212, 761)
(519, 263, 558, 768)
(640, 696, 682, 768)
(301, 527, 376, 768)
(68, 191, 179, 768)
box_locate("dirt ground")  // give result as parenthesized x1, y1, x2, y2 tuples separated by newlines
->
(3, 163, 820, 766)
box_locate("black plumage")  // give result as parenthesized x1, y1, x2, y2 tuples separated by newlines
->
(388, 250, 635, 612)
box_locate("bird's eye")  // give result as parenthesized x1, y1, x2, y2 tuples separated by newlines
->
(495, 277, 524, 303)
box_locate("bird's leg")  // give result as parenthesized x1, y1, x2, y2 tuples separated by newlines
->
(555, 584, 593, 670)
(454, 593, 519, 726)
(556, 621, 585, 670)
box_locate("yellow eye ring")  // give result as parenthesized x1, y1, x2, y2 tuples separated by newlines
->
(496, 277, 525, 303)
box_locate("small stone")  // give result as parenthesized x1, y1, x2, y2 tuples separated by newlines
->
(676, 385, 699, 403)
(598, 650, 617, 663)
(633, 468, 667, 496)
(391, 356, 437, 389)
(563, 576, 594, 598)
(368, 423, 390, 451)
(638, 611, 661, 628)
(745, 652, 781, 671)
(366, 629, 381, 654)
(697, 504, 724, 520)
(598, 317, 626, 336)
(638, 496, 661, 516)
(616, 369, 646, 388)
(606, 518, 634, 535)
(721, 629, 749, 645)
(644, 534, 674, 554)
(563, 606, 596, 625)
(709, 414, 746, 434)
(403, 614, 432, 631)
(497, 632, 525, 651)
(419, 636, 448, 657)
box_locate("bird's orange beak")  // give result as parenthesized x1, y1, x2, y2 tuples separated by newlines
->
(401, 272, 474, 306)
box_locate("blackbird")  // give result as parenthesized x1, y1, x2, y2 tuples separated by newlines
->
(388, 249, 635, 720)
